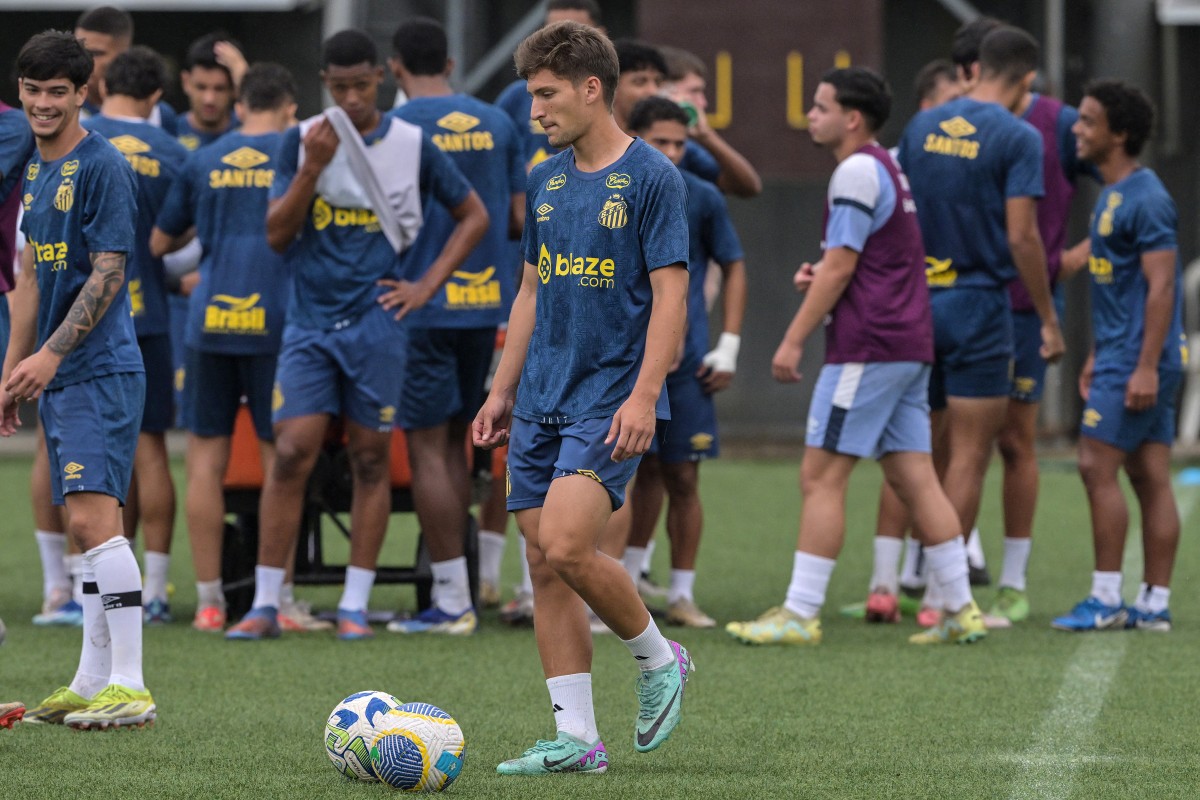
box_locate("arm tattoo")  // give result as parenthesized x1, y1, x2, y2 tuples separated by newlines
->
(45, 251, 126, 358)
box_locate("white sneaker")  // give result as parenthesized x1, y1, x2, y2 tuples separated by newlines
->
(279, 599, 333, 632)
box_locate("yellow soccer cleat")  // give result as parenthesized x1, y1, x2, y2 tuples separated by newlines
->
(63, 684, 156, 730)
(23, 686, 92, 725)
(725, 606, 822, 645)
(909, 600, 987, 645)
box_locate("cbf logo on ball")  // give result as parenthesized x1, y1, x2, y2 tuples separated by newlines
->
(537, 244, 615, 289)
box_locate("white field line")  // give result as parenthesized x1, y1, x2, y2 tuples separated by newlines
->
(1005, 480, 1199, 800)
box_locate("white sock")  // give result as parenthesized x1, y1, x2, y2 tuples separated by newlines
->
(999, 537, 1032, 591)
(280, 582, 295, 607)
(196, 580, 225, 609)
(667, 569, 695, 604)
(642, 540, 656, 574)
(68, 554, 85, 604)
(924, 537, 973, 613)
(339, 566, 376, 613)
(69, 570, 111, 699)
(1136, 583, 1170, 614)
(899, 538, 925, 590)
(622, 546, 647, 584)
(922, 574, 943, 609)
(546, 673, 598, 743)
(478, 530, 506, 587)
(518, 535, 533, 595)
(430, 556, 471, 615)
(621, 618, 674, 671)
(1090, 571, 1123, 607)
(86, 536, 144, 692)
(143, 550, 170, 604)
(251, 565, 286, 611)
(870, 536, 903, 594)
(784, 551, 836, 619)
(36, 530, 71, 599)
(966, 527, 986, 569)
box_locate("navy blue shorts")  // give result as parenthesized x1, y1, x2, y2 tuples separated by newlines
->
(40, 372, 144, 505)
(272, 306, 408, 432)
(929, 287, 1013, 410)
(1010, 310, 1047, 403)
(138, 334, 174, 433)
(1080, 368, 1182, 452)
(506, 416, 642, 512)
(652, 370, 718, 463)
(182, 349, 277, 440)
(399, 326, 496, 430)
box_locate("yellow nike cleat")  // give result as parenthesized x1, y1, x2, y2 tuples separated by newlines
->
(725, 606, 822, 645)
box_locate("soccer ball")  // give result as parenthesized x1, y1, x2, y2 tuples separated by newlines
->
(370, 702, 466, 792)
(325, 691, 404, 781)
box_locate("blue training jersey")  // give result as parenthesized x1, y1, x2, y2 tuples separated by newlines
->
(271, 114, 473, 330)
(156, 130, 291, 355)
(176, 113, 238, 153)
(1087, 167, 1185, 375)
(0, 104, 35, 293)
(679, 140, 720, 185)
(495, 77, 556, 172)
(679, 170, 742, 373)
(19, 131, 143, 388)
(897, 96, 1043, 290)
(516, 138, 689, 423)
(83, 115, 189, 338)
(392, 94, 525, 328)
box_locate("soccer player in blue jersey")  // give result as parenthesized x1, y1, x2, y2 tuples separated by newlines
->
(658, 46, 762, 198)
(224, 30, 487, 642)
(623, 96, 746, 628)
(151, 63, 300, 634)
(74, 7, 177, 133)
(384, 18, 526, 636)
(0, 98, 33, 412)
(495, 0, 605, 172)
(167, 34, 247, 435)
(886, 27, 1064, 617)
(85, 46, 190, 625)
(474, 20, 693, 775)
(725, 68, 985, 647)
(2, 30, 154, 728)
(176, 34, 243, 153)
(1052, 80, 1185, 633)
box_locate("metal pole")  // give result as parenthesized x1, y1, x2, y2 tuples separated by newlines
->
(460, 0, 549, 96)
(932, 0, 981, 24)
(1045, 0, 1065, 96)
(446, 0, 468, 91)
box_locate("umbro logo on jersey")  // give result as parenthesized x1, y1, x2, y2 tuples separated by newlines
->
(221, 147, 271, 169)
(536, 203, 553, 222)
(436, 111, 480, 133)
(109, 135, 151, 155)
(938, 117, 976, 138)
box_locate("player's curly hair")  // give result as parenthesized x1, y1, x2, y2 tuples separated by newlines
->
(1085, 79, 1155, 157)
(628, 95, 689, 133)
(514, 20, 618, 109)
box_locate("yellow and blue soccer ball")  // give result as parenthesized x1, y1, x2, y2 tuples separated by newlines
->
(325, 691, 404, 781)
(370, 702, 466, 792)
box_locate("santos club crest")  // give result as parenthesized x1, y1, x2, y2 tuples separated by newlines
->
(598, 195, 628, 229)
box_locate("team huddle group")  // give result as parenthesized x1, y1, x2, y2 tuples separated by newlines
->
(0, 0, 1184, 776)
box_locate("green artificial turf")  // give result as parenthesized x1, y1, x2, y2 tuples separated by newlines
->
(1, 454, 1197, 798)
